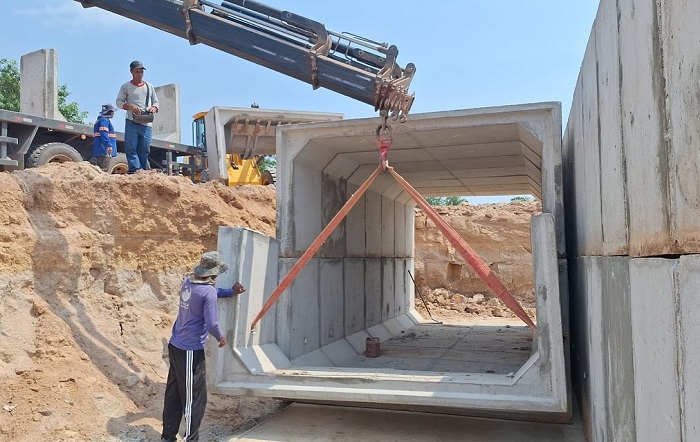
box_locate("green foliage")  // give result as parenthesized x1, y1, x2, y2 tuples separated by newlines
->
(58, 84, 88, 124)
(510, 196, 534, 202)
(258, 156, 276, 173)
(0, 58, 20, 112)
(426, 196, 466, 206)
(0, 57, 87, 124)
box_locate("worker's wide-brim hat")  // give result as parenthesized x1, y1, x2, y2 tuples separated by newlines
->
(192, 251, 229, 277)
(99, 103, 117, 117)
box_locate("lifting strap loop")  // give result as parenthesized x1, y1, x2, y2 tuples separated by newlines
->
(376, 123, 393, 171)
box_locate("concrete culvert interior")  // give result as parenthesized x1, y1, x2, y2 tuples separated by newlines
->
(211, 103, 570, 420)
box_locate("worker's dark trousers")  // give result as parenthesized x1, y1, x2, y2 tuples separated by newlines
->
(161, 344, 207, 442)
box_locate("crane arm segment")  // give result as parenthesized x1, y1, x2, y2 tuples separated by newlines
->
(76, 0, 415, 121)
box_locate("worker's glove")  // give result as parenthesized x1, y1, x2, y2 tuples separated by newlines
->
(233, 282, 246, 295)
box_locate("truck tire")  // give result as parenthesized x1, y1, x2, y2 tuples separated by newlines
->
(26, 142, 83, 168)
(107, 153, 128, 174)
(261, 169, 275, 186)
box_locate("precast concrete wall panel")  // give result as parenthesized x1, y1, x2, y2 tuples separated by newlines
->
(319, 259, 344, 346)
(152, 84, 181, 143)
(569, 256, 637, 442)
(677, 255, 700, 441)
(629, 258, 680, 442)
(381, 258, 396, 322)
(568, 259, 590, 431)
(594, 0, 629, 255)
(394, 259, 407, 316)
(662, 0, 700, 251)
(365, 191, 382, 257)
(275, 259, 294, 358)
(530, 214, 568, 414)
(288, 260, 320, 360)
(600, 257, 635, 442)
(345, 183, 366, 257)
(20, 49, 65, 121)
(394, 202, 407, 257)
(566, 2, 700, 437)
(291, 165, 323, 255)
(562, 122, 578, 259)
(364, 258, 382, 328)
(618, 0, 672, 255)
(343, 259, 365, 336)
(320, 173, 346, 257)
(381, 196, 395, 256)
(217, 227, 280, 347)
(583, 258, 606, 442)
(567, 75, 587, 258)
(580, 34, 604, 256)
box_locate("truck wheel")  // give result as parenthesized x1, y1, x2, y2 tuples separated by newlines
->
(26, 142, 83, 168)
(261, 169, 275, 186)
(107, 153, 128, 174)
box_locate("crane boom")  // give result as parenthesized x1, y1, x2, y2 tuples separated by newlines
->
(75, 0, 416, 121)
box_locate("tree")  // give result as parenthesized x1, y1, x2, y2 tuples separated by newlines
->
(58, 84, 88, 124)
(0, 59, 20, 112)
(426, 196, 466, 206)
(258, 156, 276, 173)
(510, 196, 534, 202)
(0, 58, 87, 124)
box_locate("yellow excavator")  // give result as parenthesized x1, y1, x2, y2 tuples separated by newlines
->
(190, 107, 342, 186)
(191, 110, 274, 186)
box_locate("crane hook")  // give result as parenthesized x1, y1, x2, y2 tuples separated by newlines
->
(376, 112, 393, 172)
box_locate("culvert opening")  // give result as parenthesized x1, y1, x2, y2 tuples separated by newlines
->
(278, 194, 538, 376)
(213, 105, 569, 416)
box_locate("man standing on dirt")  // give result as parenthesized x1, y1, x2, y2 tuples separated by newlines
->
(161, 251, 245, 442)
(92, 103, 118, 171)
(116, 60, 159, 174)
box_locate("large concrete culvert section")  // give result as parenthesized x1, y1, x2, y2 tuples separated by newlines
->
(210, 103, 570, 421)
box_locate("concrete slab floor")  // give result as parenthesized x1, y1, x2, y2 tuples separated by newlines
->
(340, 317, 533, 375)
(233, 403, 586, 442)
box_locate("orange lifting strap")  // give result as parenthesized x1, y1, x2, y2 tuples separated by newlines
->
(388, 168, 537, 330)
(250, 166, 382, 330)
(250, 166, 537, 331)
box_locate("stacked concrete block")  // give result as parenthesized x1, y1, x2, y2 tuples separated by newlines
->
(564, 0, 700, 439)
(152, 84, 181, 142)
(20, 49, 66, 121)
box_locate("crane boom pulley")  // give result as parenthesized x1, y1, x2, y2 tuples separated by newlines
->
(77, 0, 416, 121)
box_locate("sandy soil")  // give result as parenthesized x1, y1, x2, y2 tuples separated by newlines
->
(0, 162, 536, 441)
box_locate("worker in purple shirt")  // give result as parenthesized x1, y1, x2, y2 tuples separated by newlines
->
(161, 251, 245, 442)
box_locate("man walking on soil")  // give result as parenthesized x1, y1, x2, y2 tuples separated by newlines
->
(161, 251, 245, 442)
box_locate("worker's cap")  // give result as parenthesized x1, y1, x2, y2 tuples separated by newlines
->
(192, 251, 229, 278)
(129, 60, 146, 71)
(99, 103, 117, 117)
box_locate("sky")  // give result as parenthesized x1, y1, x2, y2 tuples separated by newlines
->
(1, 0, 599, 204)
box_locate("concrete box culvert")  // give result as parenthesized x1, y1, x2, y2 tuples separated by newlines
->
(210, 103, 570, 421)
